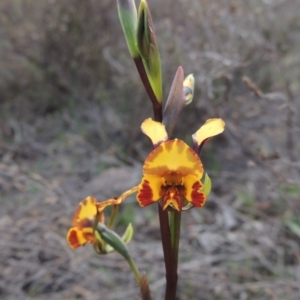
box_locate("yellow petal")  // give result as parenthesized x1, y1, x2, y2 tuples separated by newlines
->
(182, 174, 206, 208)
(192, 118, 225, 150)
(72, 196, 97, 226)
(143, 139, 203, 179)
(141, 118, 168, 146)
(137, 175, 163, 207)
(183, 73, 195, 105)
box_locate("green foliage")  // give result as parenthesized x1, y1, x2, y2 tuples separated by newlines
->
(279, 183, 300, 198)
(137, 0, 162, 102)
(117, 0, 139, 57)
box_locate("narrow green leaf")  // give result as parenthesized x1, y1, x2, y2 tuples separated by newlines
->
(137, 0, 162, 102)
(117, 0, 139, 57)
(122, 223, 134, 244)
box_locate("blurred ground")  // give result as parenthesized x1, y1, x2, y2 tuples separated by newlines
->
(0, 0, 300, 299)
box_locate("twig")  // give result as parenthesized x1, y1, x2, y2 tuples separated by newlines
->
(242, 76, 265, 98)
(242, 76, 287, 101)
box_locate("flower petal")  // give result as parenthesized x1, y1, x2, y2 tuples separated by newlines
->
(72, 196, 97, 226)
(67, 226, 95, 249)
(96, 186, 139, 211)
(182, 174, 206, 208)
(183, 73, 195, 106)
(96, 198, 122, 211)
(137, 175, 163, 207)
(192, 118, 225, 152)
(141, 118, 168, 147)
(143, 139, 203, 179)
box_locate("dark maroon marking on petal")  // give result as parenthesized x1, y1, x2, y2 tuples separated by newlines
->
(137, 180, 155, 207)
(190, 181, 206, 208)
(83, 232, 95, 243)
(77, 218, 94, 229)
(162, 187, 182, 211)
(68, 229, 84, 248)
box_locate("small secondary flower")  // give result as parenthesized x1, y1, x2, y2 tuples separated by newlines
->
(66, 196, 122, 249)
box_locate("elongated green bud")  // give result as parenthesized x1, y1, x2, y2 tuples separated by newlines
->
(117, 0, 139, 57)
(137, 0, 162, 102)
(137, 1, 150, 59)
(95, 223, 130, 260)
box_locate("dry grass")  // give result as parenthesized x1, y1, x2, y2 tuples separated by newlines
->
(0, 0, 300, 299)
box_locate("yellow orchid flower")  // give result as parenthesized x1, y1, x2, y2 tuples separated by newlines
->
(67, 197, 119, 249)
(137, 118, 225, 211)
(66, 188, 137, 249)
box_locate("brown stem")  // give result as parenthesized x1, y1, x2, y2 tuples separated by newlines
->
(133, 57, 162, 122)
(158, 205, 178, 300)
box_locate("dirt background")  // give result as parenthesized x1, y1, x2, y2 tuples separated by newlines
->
(1, 0, 300, 299)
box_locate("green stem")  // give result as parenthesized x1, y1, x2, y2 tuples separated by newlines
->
(107, 205, 119, 229)
(169, 211, 181, 271)
(127, 256, 152, 300)
(126, 256, 141, 284)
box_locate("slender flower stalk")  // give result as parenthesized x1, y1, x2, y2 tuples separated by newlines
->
(169, 210, 181, 271)
(158, 206, 177, 300)
(127, 256, 142, 285)
(107, 204, 119, 228)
